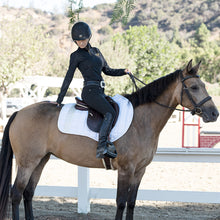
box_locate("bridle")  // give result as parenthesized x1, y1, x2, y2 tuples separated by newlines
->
(179, 71, 211, 115)
(128, 71, 212, 115)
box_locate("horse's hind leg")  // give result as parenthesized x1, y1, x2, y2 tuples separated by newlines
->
(23, 154, 50, 220)
(11, 166, 36, 220)
(11, 155, 46, 220)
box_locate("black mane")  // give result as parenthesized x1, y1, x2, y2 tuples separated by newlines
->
(124, 70, 182, 108)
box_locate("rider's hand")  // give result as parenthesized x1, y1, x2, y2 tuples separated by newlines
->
(125, 69, 132, 75)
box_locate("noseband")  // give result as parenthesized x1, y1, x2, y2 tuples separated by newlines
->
(180, 72, 211, 115)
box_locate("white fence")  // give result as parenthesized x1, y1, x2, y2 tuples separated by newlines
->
(33, 148, 220, 214)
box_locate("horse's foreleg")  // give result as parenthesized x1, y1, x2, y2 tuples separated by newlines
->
(125, 183, 141, 220)
(115, 177, 129, 220)
(115, 168, 135, 220)
(125, 168, 146, 220)
(23, 154, 50, 220)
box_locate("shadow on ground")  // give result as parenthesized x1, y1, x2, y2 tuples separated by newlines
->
(5, 197, 220, 220)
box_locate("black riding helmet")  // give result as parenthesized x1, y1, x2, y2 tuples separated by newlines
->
(71, 22, 92, 41)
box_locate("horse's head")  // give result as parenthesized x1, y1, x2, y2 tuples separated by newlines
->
(176, 60, 219, 122)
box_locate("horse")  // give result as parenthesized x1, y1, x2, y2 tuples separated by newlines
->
(0, 60, 219, 220)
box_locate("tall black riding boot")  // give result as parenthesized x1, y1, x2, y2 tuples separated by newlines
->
(96, 112, 117, 159)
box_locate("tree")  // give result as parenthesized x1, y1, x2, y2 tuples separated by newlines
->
(98, 39, 136, 95)
(190, 23, 220, 84)
(194, 23, 210, 47)
(67, 0, 135, 24)
(0, 18, 60, 119)
(0, 19, 57, 92)
(113, 25, 181, 84)
(191, 43, 220, 84)
(67, 0, 83, 23)
(111, 0, 135, 25)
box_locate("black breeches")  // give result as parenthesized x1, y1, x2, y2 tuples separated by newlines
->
(81, 85, 116, 119)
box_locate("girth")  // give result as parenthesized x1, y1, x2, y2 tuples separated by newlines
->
(75, 96, 119, 132)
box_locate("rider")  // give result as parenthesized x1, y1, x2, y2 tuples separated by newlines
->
(56, 22, 130, 159)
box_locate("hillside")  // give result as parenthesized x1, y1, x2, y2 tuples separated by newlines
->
(88, 0, 220, 40)
(0, 0, 219, 45)
(124, 0, 220, 39)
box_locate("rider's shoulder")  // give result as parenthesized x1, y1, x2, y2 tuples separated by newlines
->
(91, 46, 100, 53)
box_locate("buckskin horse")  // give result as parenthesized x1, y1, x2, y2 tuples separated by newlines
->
(0, 60, 219, 220)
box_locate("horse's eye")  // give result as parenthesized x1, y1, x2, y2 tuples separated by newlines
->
(191, 85, 199, 91)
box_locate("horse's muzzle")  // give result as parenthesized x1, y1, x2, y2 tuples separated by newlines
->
(200, 106, 219, 123)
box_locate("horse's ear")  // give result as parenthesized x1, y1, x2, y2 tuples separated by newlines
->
(192, 60, 202, 73)
(183, 59, 193, 76)
(186, 59, 193, 72)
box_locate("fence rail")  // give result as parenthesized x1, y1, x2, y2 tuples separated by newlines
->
(32, 148, 220, 213)
(1, 139, 220, 212)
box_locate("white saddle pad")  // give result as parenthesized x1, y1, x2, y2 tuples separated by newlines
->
(58, 94, 133, 142)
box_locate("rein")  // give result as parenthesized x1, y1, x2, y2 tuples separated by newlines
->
(128, 72, 211, 115)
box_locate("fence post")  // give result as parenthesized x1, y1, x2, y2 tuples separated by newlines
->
(77, 166, 90, 213)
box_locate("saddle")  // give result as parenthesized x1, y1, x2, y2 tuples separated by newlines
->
(75, 96, 119, 132)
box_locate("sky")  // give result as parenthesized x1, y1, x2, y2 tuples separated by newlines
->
(0, 0, 117, 13)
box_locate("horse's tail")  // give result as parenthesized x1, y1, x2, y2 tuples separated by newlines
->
(0, 111, 18, 219)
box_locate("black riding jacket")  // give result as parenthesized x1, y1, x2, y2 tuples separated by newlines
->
(57, 44, 126, 104)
